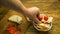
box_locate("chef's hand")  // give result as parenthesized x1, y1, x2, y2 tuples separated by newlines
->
(24, 7, 40, 23)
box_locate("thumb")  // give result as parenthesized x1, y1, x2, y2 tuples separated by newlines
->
(33, 16, 39, 24)
(33, 12, 40, 23)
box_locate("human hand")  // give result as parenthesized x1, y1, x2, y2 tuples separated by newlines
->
(24, 7, 40, 23)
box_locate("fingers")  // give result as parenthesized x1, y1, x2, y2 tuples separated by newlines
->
(31, 14, 40, 24)
(33, 7, 40, 17)
(28, 15, 39, 23)
(26, 7, 40, 23)
(34, 17, 40, 24)
(34, 7, 40, 23)
(31, 7, 40, 23)
(36, 10, 40, 17)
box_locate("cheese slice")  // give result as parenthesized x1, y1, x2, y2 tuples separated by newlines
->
(8, 15, 22, 24)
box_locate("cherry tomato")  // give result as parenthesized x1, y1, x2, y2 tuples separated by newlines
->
(38, 16, 43, 21)
(44, 15, 48, 21)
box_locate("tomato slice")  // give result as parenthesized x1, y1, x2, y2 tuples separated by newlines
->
(14, 31, 20, 34)
(6, 26, 20, 34)
(38, 16, 43, 21)
(44, 15, 48, 21)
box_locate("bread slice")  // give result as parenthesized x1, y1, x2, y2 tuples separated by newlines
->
(8, 15, 22, 24)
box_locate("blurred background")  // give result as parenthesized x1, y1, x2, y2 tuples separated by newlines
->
(0, 0, 60, 34)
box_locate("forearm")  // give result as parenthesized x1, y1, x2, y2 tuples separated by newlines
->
(1, 0, 27, 14)
(0, 0, 40, 23)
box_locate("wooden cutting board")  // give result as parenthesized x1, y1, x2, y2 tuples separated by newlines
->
(0, 10, 31, 34)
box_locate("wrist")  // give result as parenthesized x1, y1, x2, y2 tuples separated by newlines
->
(21, 7, 28, 15)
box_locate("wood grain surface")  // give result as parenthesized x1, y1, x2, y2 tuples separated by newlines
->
(0, 0, 60, 34)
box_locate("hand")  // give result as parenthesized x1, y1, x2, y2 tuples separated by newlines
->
(24, 7, 40, 23)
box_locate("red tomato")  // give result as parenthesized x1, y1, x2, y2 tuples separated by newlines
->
(7, 26, 16, 31)
(6, 26, 19, 34)
(44, 15, 48, 21)
(38, 16, 43, 21)
(14, 31, 20, 34)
